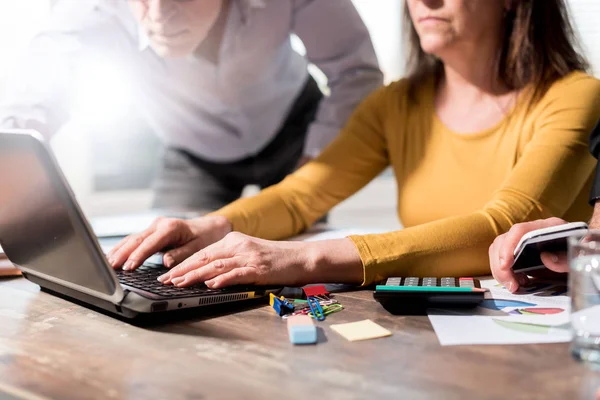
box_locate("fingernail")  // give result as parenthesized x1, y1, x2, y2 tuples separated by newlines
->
(157, 273, 169, 283)
(517, 275, 528, 286)
(124, 261, 134, 271)
(205, 279, 216, 288)
(171, 277, 185, 286)
(164, 254, 175, 268)
(108, 258, 116, 267)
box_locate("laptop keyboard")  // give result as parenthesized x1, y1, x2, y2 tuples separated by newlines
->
(116, 262, 215, 298)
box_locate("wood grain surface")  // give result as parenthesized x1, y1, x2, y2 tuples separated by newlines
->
(0, 278, 598, 400)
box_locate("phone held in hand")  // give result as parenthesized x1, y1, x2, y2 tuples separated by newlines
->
(511, 221, 588, 273)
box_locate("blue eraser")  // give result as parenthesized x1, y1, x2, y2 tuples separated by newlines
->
(287, 315, 317, 345)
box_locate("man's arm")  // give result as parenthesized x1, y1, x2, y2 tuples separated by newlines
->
(291, 0, 383, 158)
(0, 0, 136, 138)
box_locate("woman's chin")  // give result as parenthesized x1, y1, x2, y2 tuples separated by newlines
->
(419, 38, 452, 57)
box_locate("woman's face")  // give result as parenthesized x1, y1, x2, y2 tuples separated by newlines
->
(406, 0, 507, 58)
(129, 0, 224, 58)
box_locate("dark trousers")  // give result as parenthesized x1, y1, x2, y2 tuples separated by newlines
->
(152, 77, 324, 211)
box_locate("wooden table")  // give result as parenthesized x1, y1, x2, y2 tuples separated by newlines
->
(0, 277, 598, 400)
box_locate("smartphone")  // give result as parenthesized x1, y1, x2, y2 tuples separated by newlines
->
(511, 221, 588, 273)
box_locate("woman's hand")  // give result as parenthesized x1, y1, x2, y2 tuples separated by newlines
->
(158, 234, 364, 289)
(106, 215, 232, 271)
(488, 217, 569, 293)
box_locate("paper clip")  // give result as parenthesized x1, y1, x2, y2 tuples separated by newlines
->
(308, 303, 343, 319)
(307, 296, 325, 321)
(269, 293, 294, 316)
(303, 285, 329, 298)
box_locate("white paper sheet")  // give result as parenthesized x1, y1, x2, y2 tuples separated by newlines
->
(428, 278, 572, 346)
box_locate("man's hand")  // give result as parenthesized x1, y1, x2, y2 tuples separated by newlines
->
(488, 218, 569, 293)
(107, 215, 232, 271)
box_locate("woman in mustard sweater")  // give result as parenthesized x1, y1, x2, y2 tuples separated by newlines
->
(109, 0, 600, 289)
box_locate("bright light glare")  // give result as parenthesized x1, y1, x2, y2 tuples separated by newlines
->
(0, 0, 50, 80)
(352, 0, 403, 83)
(70, 59, 133, 125)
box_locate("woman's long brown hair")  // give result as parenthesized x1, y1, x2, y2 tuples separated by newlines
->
(405, 0, 589, 102)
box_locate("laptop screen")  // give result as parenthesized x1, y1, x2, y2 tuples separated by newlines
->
(0, 133, 117, 296)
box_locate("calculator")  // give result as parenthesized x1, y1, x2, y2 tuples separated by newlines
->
(373, 277, 485, 315)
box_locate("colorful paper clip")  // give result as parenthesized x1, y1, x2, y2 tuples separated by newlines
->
(308, 303, 343, 319)
(270, 293, 294, 316)
(307, 296, 326, 321)
(303, 285, 329, 298)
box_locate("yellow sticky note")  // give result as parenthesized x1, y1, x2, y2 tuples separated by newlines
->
(330, 319, 392, 342)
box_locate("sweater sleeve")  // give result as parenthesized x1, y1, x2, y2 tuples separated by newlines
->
(350, 75, 600, 285)
(211, 85, 391, 239)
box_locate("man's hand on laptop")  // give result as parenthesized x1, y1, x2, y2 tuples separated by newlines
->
(107, 215, 232, 271)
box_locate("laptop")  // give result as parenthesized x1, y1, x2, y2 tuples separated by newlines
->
(0, 130, 279, 318)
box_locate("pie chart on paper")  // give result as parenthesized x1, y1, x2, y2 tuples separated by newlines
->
(509, 308, 564, 316)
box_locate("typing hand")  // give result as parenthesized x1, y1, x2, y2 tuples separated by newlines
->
(156, 232, 315, 289)
(488, 217, 568, 293)
(106, 215, 232, 271)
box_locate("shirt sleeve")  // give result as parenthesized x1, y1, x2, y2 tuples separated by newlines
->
(211, 85, 391, 239)
(588, 118, 600, 204)
(291, 0, 384, 158)
(350, 76, 600, 285)
(0, 0, 136, 138)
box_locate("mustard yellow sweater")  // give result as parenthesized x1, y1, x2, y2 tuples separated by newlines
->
(214, 72, 600, 285)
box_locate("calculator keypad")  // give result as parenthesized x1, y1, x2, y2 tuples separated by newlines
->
(384, 277, 479, 288)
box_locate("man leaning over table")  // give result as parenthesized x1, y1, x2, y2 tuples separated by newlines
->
(0, 0, 383, 211)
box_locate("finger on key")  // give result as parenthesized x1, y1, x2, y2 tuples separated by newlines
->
(124, 232, 174, 271)
(163, 238, 206, 268)
(110, 233, 152, 269)
(159, 242, 233, 284)
(106, 236, 131, 262)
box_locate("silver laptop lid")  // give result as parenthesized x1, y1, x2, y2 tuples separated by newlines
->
(0, 130, 125, 304)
